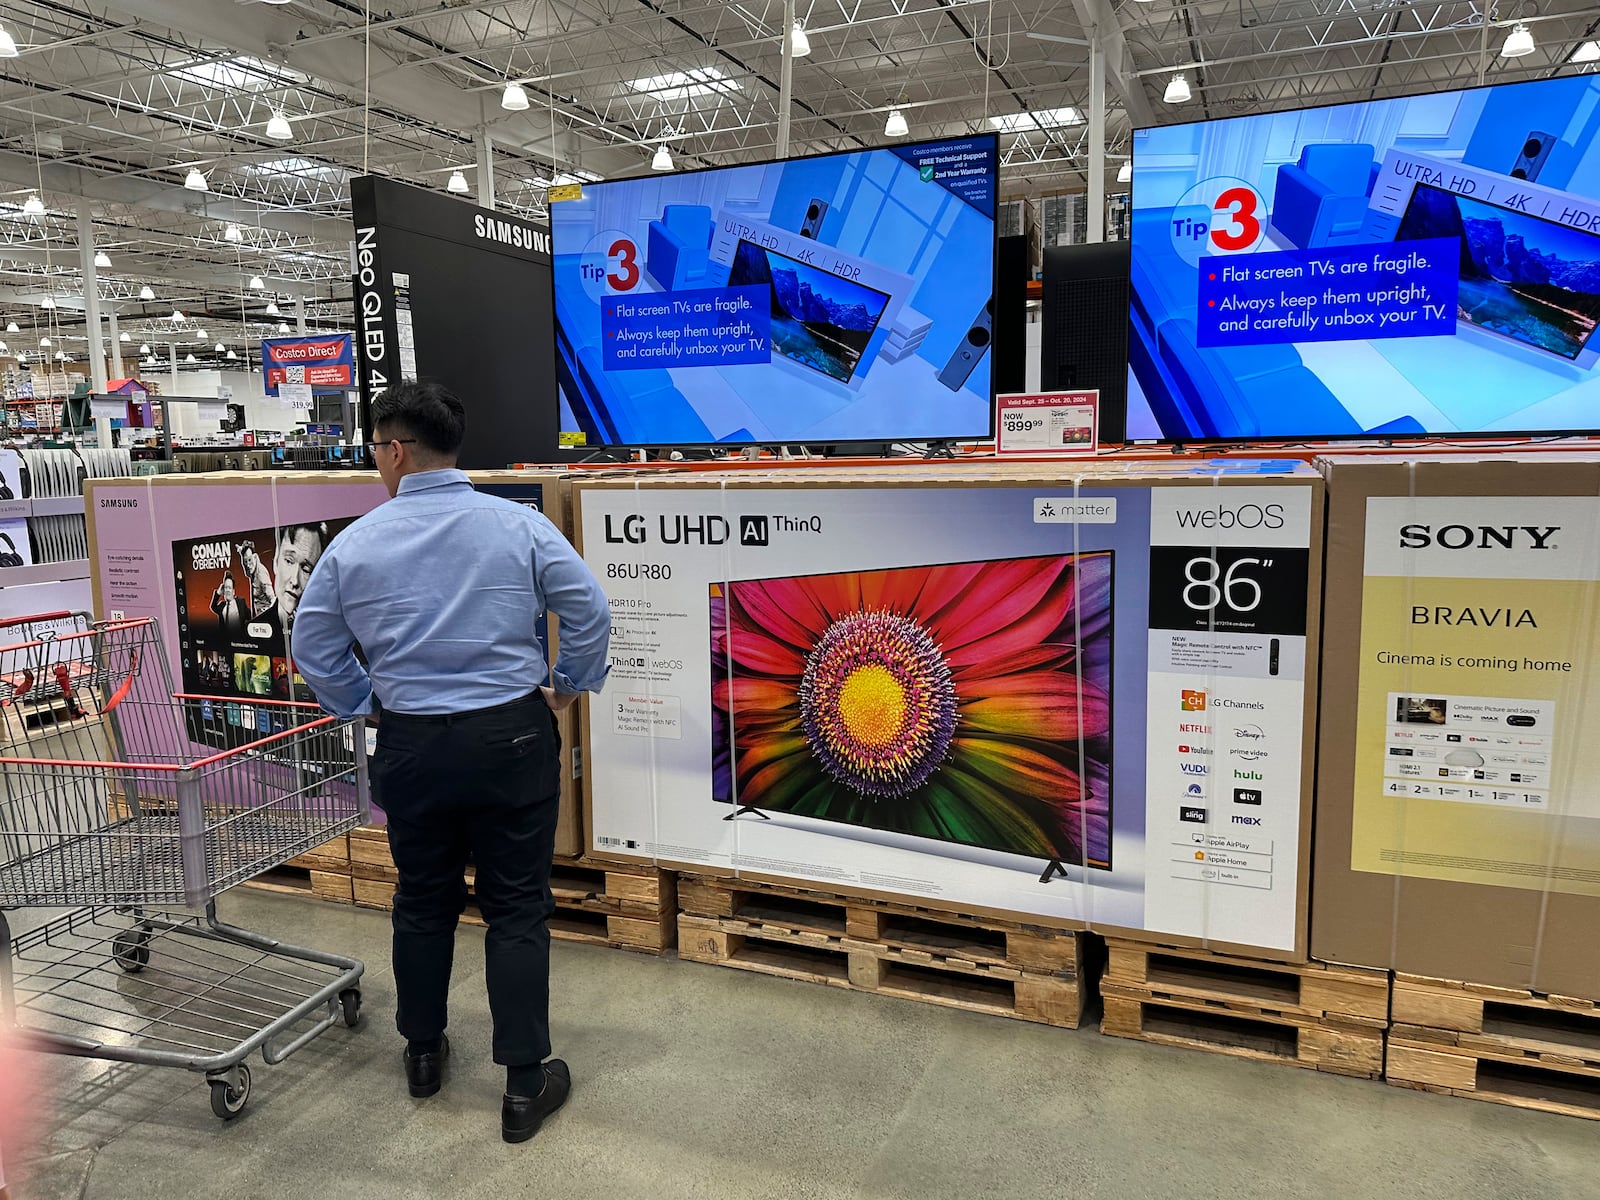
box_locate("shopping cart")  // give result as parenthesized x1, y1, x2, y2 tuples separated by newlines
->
(0, 613, 370, 1119)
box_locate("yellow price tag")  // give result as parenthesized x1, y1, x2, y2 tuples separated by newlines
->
(558, 430, 588, 447)
(548, 183, 584, 203)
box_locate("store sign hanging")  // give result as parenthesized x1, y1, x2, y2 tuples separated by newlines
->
(260, 334, 356, 395)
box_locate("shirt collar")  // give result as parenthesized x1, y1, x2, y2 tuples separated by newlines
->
(397, 468, 471, 495)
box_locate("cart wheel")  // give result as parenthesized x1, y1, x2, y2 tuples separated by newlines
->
(112, 927, 151, 973)
(339, 988, 362, 1029)
(208, 1065, 251, 1121)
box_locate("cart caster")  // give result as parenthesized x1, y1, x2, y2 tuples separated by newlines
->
(112, 926, 151, 973)
(339, 988, 362, 1029)
(208, 1064, 251, 1120)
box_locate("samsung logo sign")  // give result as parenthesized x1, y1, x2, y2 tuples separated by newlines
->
(1398, 524, 1559, 551)
(473, 214, 551, 255)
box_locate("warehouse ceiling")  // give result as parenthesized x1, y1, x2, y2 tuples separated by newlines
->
(2, 0, 1598, 367)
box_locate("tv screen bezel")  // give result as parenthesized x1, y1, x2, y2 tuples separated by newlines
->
(550, 132, 1002, 451)
(1126, 73, 1600, 446)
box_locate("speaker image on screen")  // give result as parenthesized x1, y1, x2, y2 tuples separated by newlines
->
(800, 199, 829, 239)
(938, 298, 993, 391)
(1510, 130, 1556, 181)
(1042, 242, 1130, 443)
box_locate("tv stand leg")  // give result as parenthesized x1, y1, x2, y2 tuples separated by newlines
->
(722, 805, 771, 821)
(1038, 858, 1069, 883)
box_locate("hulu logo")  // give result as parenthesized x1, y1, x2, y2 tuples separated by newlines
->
(1234, 770, 1262, 781)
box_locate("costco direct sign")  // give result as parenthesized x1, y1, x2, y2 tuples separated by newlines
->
(261, 334, 356, 395)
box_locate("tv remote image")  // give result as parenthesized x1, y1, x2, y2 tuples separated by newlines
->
(1269, 638, 1280, 677)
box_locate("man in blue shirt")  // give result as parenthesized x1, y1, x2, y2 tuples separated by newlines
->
(292, 381, 610, 1144)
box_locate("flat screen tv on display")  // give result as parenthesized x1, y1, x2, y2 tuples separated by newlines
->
(1127, 74, 1600, 442)
(551, 135, 999, 447)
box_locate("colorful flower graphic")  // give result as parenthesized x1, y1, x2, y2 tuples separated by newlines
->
(711, 553, 1113, 867)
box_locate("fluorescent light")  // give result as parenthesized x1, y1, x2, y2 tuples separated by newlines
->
(988, 107, 1083, 133)
(651, 144, 674, 171)
(265, 111, 293, 140)
(139, 285, 155, 301)
(1572, 41, 1600, 63)
(1118, 161, 1132, 183)
(1164, 73, 1192, 104)
(0, 24, 18, 57)
(139, 343, 150, 353)
(119, 331, 131, 342)
(501, 82, 529, 111)
(226, 349, 238, 360)
(224, 223, 243, 243)
(884, 109, 909, 138)
(447, 170, 469, 194)
(184, 167, 208, 191)
(249, 275, 264, 290)
(627, 67, 739, 103)
(93, 251, 112, 268)
(788, 22, 811, 58)
(21, 194, 44, 216)
(1501, 22, 1535, 57)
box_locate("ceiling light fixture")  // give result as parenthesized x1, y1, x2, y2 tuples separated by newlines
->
(1501, 22, 1535, 57)
(55, 350, 66, 362)
(884, 109, 909, 138)
(224, 223, 243, 243)
(249, 275, 264, 290)
(265, 111, 293, 141)
(447, 170, 470, 194)
(0, 342, 6, 354)
(196, 328, 208, 340)
(139, 343, 150, 353)
(14, 353, 24, 364)
(170, 309, 185, 321)
(186, 353, 197, 363)
(278, 322, 291, 333)
(1118, 161, 1132, 183)
(39, 296, 54, 309)
(788, 22, 811, 58)
(119, 331, 130, 342)
(93, 251, 111, 269)
(265, 301, 280, 316)
(501, 81, 530, 111)
(39, 337, 50, 347)
(0, 23, 18, 58)
(4, 323, 17, 333)
(226, 349, 238, 360)
(139, 285, 155, 301)
(1572, 41, 1600, 63)
(651, 144, 674, 171)
(21, 194, 43, 216)
(1164, 73, 1192, 104)
(183, 167, 208, 191)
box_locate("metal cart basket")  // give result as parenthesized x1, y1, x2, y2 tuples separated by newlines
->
(0, 612, 371, 1119)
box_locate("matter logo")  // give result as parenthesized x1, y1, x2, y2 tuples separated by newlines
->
(739, 515, 769, 546)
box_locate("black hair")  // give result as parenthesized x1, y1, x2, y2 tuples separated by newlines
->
(278, 522, 329, 550)
(371, 381, 466, 457)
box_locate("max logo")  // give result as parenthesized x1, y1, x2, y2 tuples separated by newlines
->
(1398, 524, 1559, 550)
(740, 516, 769, 546)
(1232, 815, 1262, 826)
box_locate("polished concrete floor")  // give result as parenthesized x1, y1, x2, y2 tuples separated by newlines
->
(5, 889, 1599, 1200)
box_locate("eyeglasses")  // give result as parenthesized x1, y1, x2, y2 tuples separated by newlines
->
(363, 438, 417, 454)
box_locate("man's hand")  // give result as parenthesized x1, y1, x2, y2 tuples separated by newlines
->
(540, 685, 579, 713)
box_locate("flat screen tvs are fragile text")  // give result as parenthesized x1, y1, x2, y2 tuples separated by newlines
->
(1127, 74, 1600, 441)
(551, 135, 999, 448)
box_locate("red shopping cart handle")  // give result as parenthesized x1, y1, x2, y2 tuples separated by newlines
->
(0, 610, 74, 631)
(100, 649, 139, 715)
(12, 668, 32, 700)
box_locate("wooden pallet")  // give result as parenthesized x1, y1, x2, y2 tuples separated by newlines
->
(675, 875, 1087, 1028)
(347, 827, 674, 954)
(284, 833, 350, 874)
(1097, 941, 1387, 1078)
(1103, 939, 1390, 1025)
(1387, 973, 1600, 1120)
(241, 863, 354, 903)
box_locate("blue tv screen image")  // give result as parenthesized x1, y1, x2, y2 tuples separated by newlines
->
(1396, 183, 1600, 361)
(551, 135, 998, 446)
(1128, 75, 1600, 440)
(728, 240, 892, 383)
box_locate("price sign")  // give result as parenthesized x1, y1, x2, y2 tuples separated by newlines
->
(279, 382, 314, 411)
(196, 400, 227, 423)
(995, 390, 1098, 457)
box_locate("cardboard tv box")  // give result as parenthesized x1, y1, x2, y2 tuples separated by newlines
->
(573, 461, 1325, 960)
(1314, 453, 1600, 994)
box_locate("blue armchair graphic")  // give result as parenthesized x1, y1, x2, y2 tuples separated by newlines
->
(1270, 144, 1380, 249)
(645, 204, 714, 291)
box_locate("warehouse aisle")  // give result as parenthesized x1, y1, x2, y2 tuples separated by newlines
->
(8, 889, 1597, 1200)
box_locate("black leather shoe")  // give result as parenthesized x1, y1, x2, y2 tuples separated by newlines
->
(501, 1059, 571, 1144)
(404, 1036, 449, 1099)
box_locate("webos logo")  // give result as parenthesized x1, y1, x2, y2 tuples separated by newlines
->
(1172, 502, 1285, 531)
(1398, 524, 1559, 551)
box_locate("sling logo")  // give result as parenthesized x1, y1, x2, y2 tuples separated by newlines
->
(1173, 502, 1284, 531)
(1180, 806, 1208, 823)
(1181, 690, 1208, 711)
(739, 515, 770, 546)
(1398, 524, 1559, 551)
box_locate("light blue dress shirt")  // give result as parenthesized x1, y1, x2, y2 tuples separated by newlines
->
(291, 469, 610, 718)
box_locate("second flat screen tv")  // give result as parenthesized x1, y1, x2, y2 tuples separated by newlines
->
(551, 135, 999, 447)
(1127, 74, 1600, 440)
(708, 551, 1113, 872)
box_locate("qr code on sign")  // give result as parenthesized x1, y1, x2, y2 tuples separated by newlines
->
(285, 366, 306, 383)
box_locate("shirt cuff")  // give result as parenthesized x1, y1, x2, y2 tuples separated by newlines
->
(550, 663, 609, 694)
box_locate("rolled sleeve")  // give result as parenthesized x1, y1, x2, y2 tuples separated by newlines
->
(535, 526, 611, 694)
(289, 552, 375, 718)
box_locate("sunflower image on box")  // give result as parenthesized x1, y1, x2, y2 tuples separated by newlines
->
(709, 553, 1113, 871)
